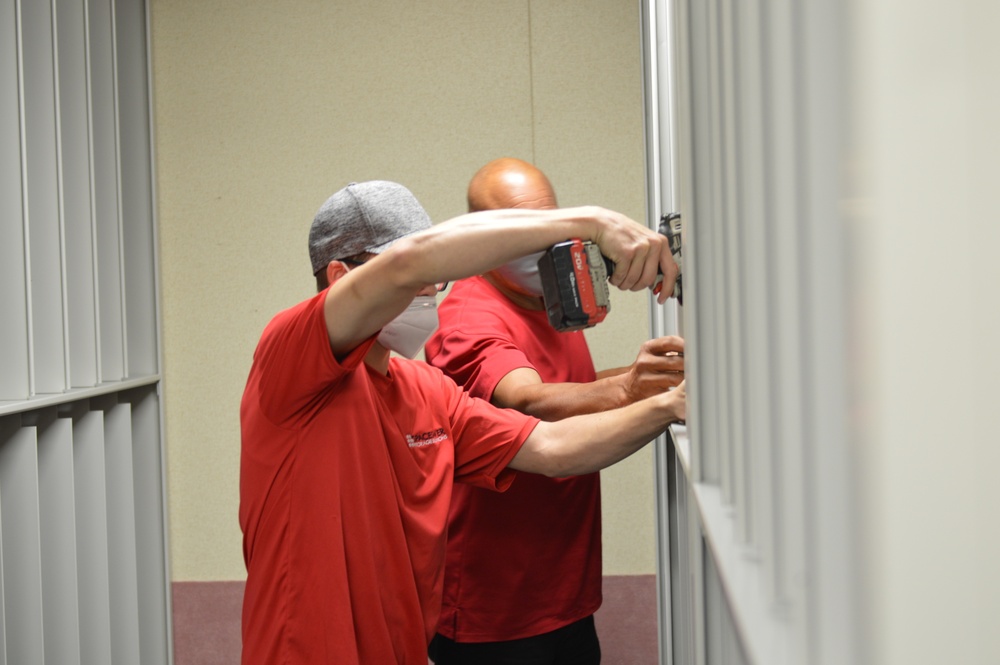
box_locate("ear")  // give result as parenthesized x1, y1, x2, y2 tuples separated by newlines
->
(326, 260, 349, 285)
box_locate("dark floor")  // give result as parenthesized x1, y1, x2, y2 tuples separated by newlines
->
(172, 575, 659, 664)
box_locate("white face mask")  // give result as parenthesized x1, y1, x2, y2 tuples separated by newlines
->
(377, 295, 439, 358)
(493, 251, 545, 297)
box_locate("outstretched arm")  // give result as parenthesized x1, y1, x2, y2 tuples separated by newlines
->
(322, 206, 678, 358)
(508, 381, 686, 478)
(491, 336, 685, 421)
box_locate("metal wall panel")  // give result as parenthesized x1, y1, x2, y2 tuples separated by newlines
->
(644, 1, 855, 664)
(0, 1, 169, 663)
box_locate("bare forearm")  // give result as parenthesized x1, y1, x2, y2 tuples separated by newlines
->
(509, 388, 685, 477)
(391, 208, 600, 288)
(495, 337, 684, 420)
(496, 375, 636, 421)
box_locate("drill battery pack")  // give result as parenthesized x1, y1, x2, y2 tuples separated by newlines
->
(537, 214, 681, 332)
(537, 239, 613, 332)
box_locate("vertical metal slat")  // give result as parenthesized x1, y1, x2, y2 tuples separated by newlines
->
(88, 0, 125, 384)
(0, 420, 46, 663)
(0, 0, 30, 402)
(719, 0, 751, 545)
(56, 0, 99, 389)
(21, 0, 68, 396)
(38, 412, 83, 665)
(73, 408, 114, 664)
(103, 400, 141, 664)
(129, 387, 171, 665)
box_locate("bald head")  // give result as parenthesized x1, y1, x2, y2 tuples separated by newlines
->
(467, 158, 558, 212)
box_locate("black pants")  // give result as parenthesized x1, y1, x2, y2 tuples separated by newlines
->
(428, 615, 601, 665)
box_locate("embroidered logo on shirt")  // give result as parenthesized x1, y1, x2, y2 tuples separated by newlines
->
(406, 428, 448, 448)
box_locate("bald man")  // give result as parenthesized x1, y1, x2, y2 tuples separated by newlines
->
(467, 157, 559, 211)
(425, 158, 684, 664)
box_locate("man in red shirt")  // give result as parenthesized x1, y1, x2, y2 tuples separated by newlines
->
(424, 158, 685, 664)
(239, 180, 684, 664)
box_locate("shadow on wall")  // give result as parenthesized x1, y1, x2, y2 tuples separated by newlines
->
(171, 575, 658, 664)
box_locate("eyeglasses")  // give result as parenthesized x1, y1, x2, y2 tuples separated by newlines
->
(338, 257, 448, 292)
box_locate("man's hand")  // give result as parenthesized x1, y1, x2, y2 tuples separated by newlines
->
(587, 207, 680, 304)
(621, 336, 685, 403)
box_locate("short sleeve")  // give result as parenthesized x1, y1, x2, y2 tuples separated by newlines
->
(251, 291, 376, 426)
(430, 329, 535, 402)
(444, 378, 539, 490)
(426, 278, 538, 402)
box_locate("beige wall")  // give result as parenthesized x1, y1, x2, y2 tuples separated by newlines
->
(851, 1, 1000, 663)
(151, 0, 656, 581)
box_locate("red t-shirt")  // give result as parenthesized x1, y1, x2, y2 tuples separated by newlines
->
(424, 276, 603, 642)
(239, 290, 538, 664)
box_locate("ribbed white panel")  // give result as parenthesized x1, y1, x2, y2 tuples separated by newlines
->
(0, 0, 169, 661)
(644, 0, 855, 664)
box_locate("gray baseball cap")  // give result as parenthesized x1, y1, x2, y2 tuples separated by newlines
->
(308, 180, 432, 275)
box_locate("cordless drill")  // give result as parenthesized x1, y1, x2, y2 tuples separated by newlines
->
(537, 212, 682, 332)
